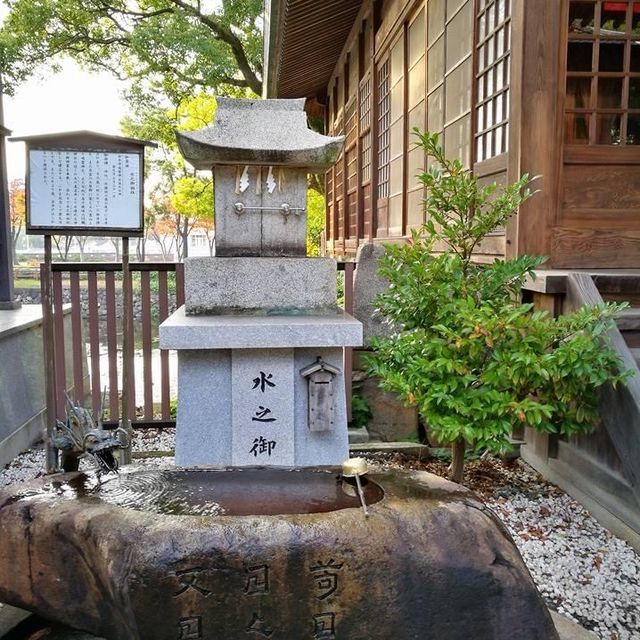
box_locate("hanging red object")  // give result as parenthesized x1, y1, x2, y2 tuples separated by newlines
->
(603, 2, 640, 14)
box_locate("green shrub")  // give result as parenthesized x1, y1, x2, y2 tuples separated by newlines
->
(349, 394, 372, 430)
(367, 131, 629, 482)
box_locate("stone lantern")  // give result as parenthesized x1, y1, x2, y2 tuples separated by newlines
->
(160, 98, 363, 467)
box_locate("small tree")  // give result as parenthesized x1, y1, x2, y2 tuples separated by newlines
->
(367, 132, 629, 483)
(9, 178, 25, 262)
(306, 189, 325, 257)
(52, 235, 73, 261)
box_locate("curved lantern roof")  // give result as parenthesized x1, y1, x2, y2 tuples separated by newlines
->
(176, 97, 344, 170)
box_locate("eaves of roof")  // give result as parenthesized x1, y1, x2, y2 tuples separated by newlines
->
(264, 0, 364, 100)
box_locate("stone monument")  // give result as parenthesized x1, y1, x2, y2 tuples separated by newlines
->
(160, 97, 362, 467)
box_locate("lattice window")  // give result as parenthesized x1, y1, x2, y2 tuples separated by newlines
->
(347, 148, 358, 191)
(377, 59, 391, 198)
(475, 0, 511, 162)
(345, 98, 358, 149)
(361, 132, 372, 184)
(334, 147, 344, 197)
(325, 168, 333, 204)
(360, 75, 372, 184)
(565, 0, 640, 145)
(360, 76, 372, 129)
(344, 96, 358, 195)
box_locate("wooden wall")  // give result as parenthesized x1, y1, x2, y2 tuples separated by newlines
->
(325, 0, 481, 259)
(323, 0, 640, 268)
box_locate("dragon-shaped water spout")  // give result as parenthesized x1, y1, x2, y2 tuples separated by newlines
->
(52, 392, 129, 475)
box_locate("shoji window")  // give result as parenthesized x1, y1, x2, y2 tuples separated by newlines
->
(475, 0, 511, 162)
(407, 8, 426, 227)
(377, 58, 391, 199)
(388, 33, 406, 234)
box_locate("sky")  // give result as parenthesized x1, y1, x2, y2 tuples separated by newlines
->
(0, 0, 131, 183)
(3, 61, 130, 182)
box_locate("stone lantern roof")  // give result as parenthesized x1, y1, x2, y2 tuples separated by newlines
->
(176, 97, 344, 170)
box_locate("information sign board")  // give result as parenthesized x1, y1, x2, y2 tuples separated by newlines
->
(26, 148, 143, 236)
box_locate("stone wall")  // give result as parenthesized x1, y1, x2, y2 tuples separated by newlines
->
(0, 305, 76, 467)
(15, 288, 178, 321)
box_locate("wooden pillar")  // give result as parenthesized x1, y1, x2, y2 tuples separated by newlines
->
(41, 236, 57, 473)
(0, 82, 19, 310)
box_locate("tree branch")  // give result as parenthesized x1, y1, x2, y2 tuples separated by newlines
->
(166, 0, 262, 94)
(95, 1, 175, 21)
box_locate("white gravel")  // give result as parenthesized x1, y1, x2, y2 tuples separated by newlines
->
(486, 464, 640, 640)
(1, 434, 639, 640)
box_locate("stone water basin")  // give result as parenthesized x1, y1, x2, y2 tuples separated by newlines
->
(0, 467, 558, 640)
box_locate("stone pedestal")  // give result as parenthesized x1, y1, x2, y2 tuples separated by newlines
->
(184, 257, 337, 314)
(160, 308, 362, 466)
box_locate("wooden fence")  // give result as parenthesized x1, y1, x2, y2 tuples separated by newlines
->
(522, 272, 640, 543)
(43, 261, 355, 430)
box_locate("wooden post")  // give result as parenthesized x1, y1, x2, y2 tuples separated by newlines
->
(41, 235, 58, 473)
(121, 237, 133, 464)
(344, 261, 355, 422)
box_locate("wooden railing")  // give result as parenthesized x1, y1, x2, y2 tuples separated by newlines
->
(43, 260, 355, 429)
(44, 262, 184, 428)
(522, 272, 640, 541)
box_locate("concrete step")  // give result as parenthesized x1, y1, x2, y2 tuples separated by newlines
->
(630, 347, 640, 368)
(550, 611, 597, 639)
(347, 426, 370, 444)
(0, 603, 30, 636)
(349, 441, 430, 457)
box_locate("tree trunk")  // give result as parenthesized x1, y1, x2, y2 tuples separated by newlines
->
(308, 173, 325, 196)
(11, 229, 21, 264)
(449, 438, 466, 484)
(182, 218, 189, 259)
(136, 237, 146, 262)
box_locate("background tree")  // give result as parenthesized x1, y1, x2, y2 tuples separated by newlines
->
(169, 174, 214, 259)
(0, 0, 263, 101)
(147, 197, 178, 261)
(368, 132, 630, 483)
(306, 189, 325, 256)
(52, 235, 73, 261)
(75, 235, 88, 261)
(192, 216, 215, 256)
(122, 91, 215, 259)
(8, 177, 24, 263)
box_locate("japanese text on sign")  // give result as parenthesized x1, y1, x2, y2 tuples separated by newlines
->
(28, 149, 141, 232)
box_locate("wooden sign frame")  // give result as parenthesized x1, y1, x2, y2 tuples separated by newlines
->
(11, 131, 156, 238)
